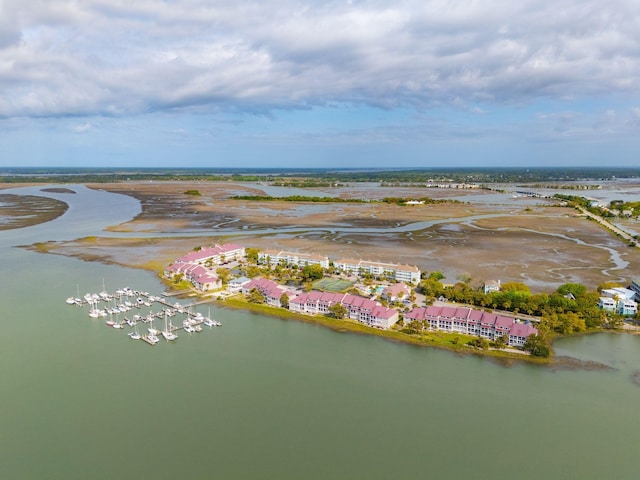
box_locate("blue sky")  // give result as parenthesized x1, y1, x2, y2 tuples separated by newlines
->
(1, 0, 639, 168)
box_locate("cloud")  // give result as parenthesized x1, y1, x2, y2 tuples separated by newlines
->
(71, 122, 93, 133)
(0, 0, 639, 118)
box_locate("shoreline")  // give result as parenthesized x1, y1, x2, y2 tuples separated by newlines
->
(215, 295, 548, 364)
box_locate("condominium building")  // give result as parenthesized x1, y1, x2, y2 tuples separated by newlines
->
(289, 291, 399, 329)
(334, 258, 421, 284)
(258, 250, 330, 269)
(176, 243, 245, 265)
(404, 306, 538, 347)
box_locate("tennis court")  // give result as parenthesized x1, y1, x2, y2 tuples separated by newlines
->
(313, 277, 353, 292)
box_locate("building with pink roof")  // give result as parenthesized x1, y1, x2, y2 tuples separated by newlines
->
(288, 290, 399, 329)
(404, 305, 537, 347)
(164, 243, 244, 291)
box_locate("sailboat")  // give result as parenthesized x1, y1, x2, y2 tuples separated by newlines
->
(112, 310, 124, 329)
(128, 323, 141, 340)
(148, 316, 159, 336)
(161, 311, 178, 341)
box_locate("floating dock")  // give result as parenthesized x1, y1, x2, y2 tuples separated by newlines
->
(66, 287, 221, 347)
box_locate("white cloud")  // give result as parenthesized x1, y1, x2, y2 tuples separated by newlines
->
(0, 0, 639, 118)
(71, 122, 93, 133)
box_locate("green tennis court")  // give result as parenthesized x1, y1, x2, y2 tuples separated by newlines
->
(313, 278, 353, 292)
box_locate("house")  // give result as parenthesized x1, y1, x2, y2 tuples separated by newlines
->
(176, 243, 245, 266)
(381, 283, 410, 302)
(618, 299, 638, 316)
(164, 243, 245, 291)
(404, 306, 538, 348)
(601, 287, 636, 301)
(242, 278, 288, 307)
(289, 291, 399, 329)
(484, 280, 501, 295)
(164, 262, 221, 291)
(598, 297, 616, 311)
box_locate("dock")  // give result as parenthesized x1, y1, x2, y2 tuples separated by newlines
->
(66, 286, 221, 348)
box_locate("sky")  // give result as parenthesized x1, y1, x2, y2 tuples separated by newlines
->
(1, 0, 639, 169)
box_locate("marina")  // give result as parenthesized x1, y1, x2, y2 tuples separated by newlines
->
(66, 286, 221, 346)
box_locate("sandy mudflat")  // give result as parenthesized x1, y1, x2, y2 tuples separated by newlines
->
(31, 181, 640, 292)
(0, 193, 69, 230)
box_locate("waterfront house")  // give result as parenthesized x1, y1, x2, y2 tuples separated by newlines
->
(404, 306, 538, 347)
(618, 299, 638, 316)
(484, 280, 501, 295)
(289, 291, 399, 329)
(176, 243, 245, 266)
(598, 297, 616, 311)
(601, 287, 636, 301)
(164, 262, 221, 291)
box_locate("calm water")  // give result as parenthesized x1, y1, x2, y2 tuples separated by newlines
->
(1, 186, 639, 479)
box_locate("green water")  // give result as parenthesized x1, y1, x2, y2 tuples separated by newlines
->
(1, 187, 639, 479)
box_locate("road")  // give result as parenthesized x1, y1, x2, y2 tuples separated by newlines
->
(576, 206, 639, 248)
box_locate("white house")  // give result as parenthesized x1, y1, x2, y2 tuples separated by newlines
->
(484, 280, 501, 295)
(598, 297, 616, 311)
(618, 299, 638, 316)
(601, 287, 636, 301)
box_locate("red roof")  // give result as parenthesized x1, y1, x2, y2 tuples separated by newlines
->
(510, 323, 538, 338)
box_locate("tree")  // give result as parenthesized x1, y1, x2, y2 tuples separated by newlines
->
(556, 283, 587, 297)
(301, 264, 324, 281)
(280, 293, 289, 309)
(247, 288, 265, 304)
(457, 272, 472, 284)
(245, 247, 259, 264)
(493, 334, 509, 349)
(329, 303, 348, 319)
(246, 266, 261, 278)
(467, 336, 489, 349)
(501, 282, 531, 294)
(216, 267, 231, 285)
(597, 281, 622, 292)
(523, 334, 550, 358)
(429, 271, 445, 281)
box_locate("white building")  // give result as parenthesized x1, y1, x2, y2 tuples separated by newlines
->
(289, 291, 399, 329)
(258, 250, 330, 269)
(601, 287, 636, 301)
(334, 258, 421, 284)
(618, 299, 638, 316)
(598, 297, 616, 311)
(484, 280, 501, 295)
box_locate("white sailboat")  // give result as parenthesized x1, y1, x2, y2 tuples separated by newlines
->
(161, 311, 178, 341)
(148, 316, 159, 336)
(146, 330, 160, 345)
(128, 323, 141, 340)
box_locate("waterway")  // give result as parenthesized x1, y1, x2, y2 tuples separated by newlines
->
(1, 185, 639, 479)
